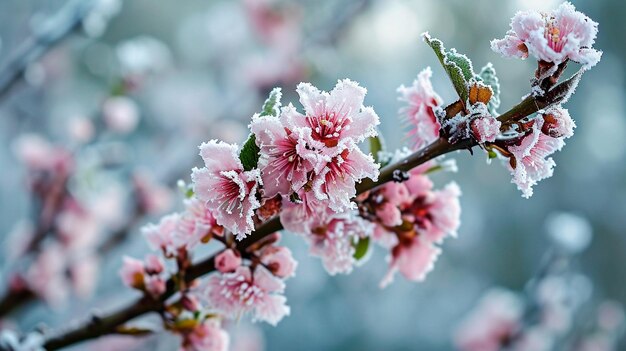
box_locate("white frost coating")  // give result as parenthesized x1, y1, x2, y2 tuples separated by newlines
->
(545, 212, 592, 254)
(0, 330, 45, 351)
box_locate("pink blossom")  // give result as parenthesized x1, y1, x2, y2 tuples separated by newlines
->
(398, 67, 443, 150)
(260, 246, 298, 278)
(144, 275, 166, 298)
(120, 256, 145, 289)
(250, 114, 318, 198)
(380, 236, 441, 288)
(507, 121, 564, 198)
(102, 96, 140, 133)
(491, 2, 601, 70)
(69, 255, 99, 298)
(283, 79, 379, 154)
(215, 249, 242, 273)
(26, 244, 69, 307)
(180, 319, 229, 351)
(56, 203, 100, 253)
(205, 266, 290, 326)
(67, 116, 95, 143)
(540, 106, 575, 139)
(144, 253, 165, 274)
(424, 182, 463, 242)
(306, 211, 373, 275)
(133, 171, 174, 215)
(177, 197, 223, 249)
(455, 289, 524, 351)
(375, 201, 402, 227)
(120, 255, 167, 298)
(471, 115, 502, 143)
(12, 134, 73, 173)
(279, 190, 324, 234)
(312, 148, 379, 212)
(364, 173, 461, 286)
(142, 213, 181, 257)
(192, 140, 261, 239)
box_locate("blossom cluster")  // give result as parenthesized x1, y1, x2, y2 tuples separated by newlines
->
(110, 2, 603, 350)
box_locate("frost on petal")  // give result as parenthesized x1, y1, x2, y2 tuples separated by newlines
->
(205, 266, 289, 326)
(306, 211, 373, 275)
(177, 197, 223, 249)
(492, 2, 601, 70)
(250, 114, 317, 197)
(292, 80, 379, 153)
(313, 148, 379, 212)
(398, 67, 443, 150)
(381, 236, 441, 288)
(142, 213, 180, 256)
(471, 116, 502, 144)
(490, 32, 529, 59)
(260, 246, 298, 278)
(192, 140, 261, 239)
(507, 123, 564, 198)
(215, 249, 242, 273)
(540, 106, 575, 139)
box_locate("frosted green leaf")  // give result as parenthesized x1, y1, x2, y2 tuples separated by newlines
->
(478, 63, 501, 115)
(259, 87, 282, 117)
(422, 33, 474, 102)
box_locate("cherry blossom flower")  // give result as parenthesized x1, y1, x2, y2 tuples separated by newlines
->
(215, 249, 242, 273)
(506, 121, 564, 198)
(398, 67, 443, 150)
(12, 134, 73, 173)
(192, 140, 262, 239)
(260, 245, 297, 278)
(491, 2, 601, 70)
(380, 236, 441, 288)
(279, 190, 324, 234)
(306, 211, 373, 275)
(312, 148, 379, 212)
(363, 168, 461, 286)
(142, 213, 181, 257)
(250, 114, 319, 198)
(26, 244, 69, 307)
(455, 289, 524, 351)
(205, 266, 290, 326)
(282, 79, 379, 154)
(120, 255, 167, 298)
(102, 96, 140, 133)
(177, 197, 224, 249)
(120, 256, 146, 290)
(180, 319, 229, 351)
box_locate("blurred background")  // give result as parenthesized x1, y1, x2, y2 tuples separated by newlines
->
(0, 0, 624, 350)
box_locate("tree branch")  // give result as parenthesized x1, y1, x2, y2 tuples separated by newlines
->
(0, 0, 97, 102)
(39, 90, 554, 350)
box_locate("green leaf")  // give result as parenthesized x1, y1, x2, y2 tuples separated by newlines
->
(422, 33, 474, 102)
(259, 87, 282, 117)
(487, 149, 498, 159)
(353, 237, 370, 261)
(478, 63, 501, 115)
(239, 134, 261, 171)
(368, 134, 385, 163)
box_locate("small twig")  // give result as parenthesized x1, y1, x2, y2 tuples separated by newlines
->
(0, 0, 97, 102)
